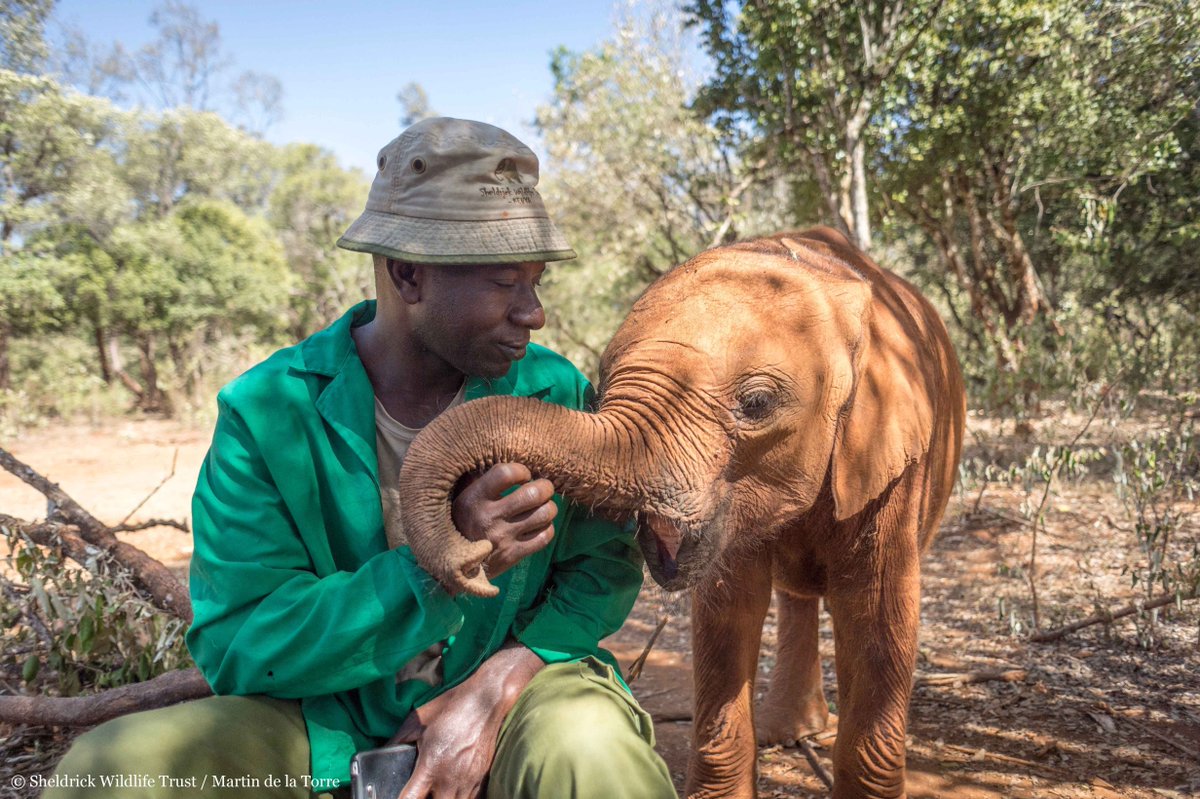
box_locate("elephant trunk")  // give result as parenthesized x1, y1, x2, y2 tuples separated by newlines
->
(397, 394, 675, 597)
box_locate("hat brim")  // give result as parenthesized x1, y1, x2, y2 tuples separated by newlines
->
(336, 211, 576, 264)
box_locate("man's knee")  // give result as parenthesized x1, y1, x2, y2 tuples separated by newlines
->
(44, 695, 309, 799)
(491, 660, 675, 799)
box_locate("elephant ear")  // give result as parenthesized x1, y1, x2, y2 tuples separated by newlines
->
(829, 274, 934, 520)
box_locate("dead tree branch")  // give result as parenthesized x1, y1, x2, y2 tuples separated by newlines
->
(914, 668, 1029, 687)
(625, 615, 670, 685)
(0, 668, 211, 727)
(799, 738, 835, 791)
(1029, 590, 1198, 642)
(0, 447, 192, 623)
(117, 448, 179, 528)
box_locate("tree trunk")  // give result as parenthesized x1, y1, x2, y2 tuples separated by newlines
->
(849, 128, 872, 251)
(137, 333, 169, 414)
(0, 321, 10, 392)
(93, 324, 112, 384)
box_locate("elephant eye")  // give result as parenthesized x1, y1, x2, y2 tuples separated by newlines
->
(736, 389, 777, 421)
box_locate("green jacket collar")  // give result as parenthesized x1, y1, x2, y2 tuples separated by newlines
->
(288, 300, 556, 482)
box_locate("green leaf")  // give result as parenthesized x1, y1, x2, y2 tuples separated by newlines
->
(21, 655, 40, 683)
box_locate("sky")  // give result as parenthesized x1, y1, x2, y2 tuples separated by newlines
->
(49, 0, 648, 175)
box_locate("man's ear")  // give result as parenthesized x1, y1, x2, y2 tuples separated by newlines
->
(389, 259, 422, 304)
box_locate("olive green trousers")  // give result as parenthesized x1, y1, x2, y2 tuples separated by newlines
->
(43, 659, 676, 799)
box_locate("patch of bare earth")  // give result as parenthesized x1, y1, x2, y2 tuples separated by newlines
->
(2, 411, 1198, 798)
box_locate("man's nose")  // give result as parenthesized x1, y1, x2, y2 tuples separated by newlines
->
(511, 286, 546, 330)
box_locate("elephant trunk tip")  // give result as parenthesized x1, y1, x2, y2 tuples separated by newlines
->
(422, 536, 499, 598)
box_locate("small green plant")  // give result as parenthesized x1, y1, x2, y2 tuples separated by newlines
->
(0, 528, 191, 697)
(1113, 403, 1200, 648)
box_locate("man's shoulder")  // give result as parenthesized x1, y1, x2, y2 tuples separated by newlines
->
(214, 343, 306, 412)
(214, 304, 364, 413)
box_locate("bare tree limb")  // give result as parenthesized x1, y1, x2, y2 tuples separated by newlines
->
(117, 448, 179, 528)
(799, 738, 835, 791)
(1029, 590, 1198, 643)
(107, 518, 190, 534)
(0, 513, 191, 623)
(0, 448, 192, 623)
(914, 668, 1028, 687)
(0, 668, 211, 727)
(625, 615, 670, 685)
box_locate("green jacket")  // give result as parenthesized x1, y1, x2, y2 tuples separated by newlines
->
(187, 301, 643, 785)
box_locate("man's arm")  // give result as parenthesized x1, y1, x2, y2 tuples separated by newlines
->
(186, 400, 464, 698)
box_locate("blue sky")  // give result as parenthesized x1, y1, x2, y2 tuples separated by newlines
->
(50, 0, 645, 175)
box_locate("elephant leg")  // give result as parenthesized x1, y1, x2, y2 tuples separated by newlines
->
(685, 552, 774, 799)
(825, 546, 920, 799)
(755, 592, 829, 745)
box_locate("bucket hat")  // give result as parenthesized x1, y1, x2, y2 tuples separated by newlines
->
(336, 117, 575, 264)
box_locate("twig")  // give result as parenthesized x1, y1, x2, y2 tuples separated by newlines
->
(117, 448, 179, 528)
(799, 738, 835, 791)
(0, 668, 211, 726)
(625, 615, 670, 685)
(108, 518, 190, 534)
(914, 668, 1028, 687)
(941, 742, 1052, 771)
(1029, 590, 1198, 642)
(0, 576, 53, 647)
(1127, 716, 1200, 761)
(0, 448, 192, 623)
(1027, 382, 1116, 630)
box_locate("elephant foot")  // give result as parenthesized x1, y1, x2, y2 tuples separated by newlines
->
(755, 700, 831, 746)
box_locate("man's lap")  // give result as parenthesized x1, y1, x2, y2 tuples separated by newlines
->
(44, 659, 675, 799)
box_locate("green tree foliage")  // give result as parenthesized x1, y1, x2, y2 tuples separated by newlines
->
(880, 0, 1200, 387)
(535, 10, 786, 376)
(269, 143, 371, 339)
(0, 66, 362, 417)
(683, 0, 1200, 408)
(686, 0, 944, 250)
(0, 0, 53, 74)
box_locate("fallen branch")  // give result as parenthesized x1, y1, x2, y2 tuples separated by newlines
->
(0, 447, 192, 623)
(0, 668, 211, 727)
(624, 615, 670, 685)
(116, 448, 179, 528)
(1127, 716, 1200, 762)
(1029, 590, 1198, 642)
(799, 738, 835, 791)
(914, 668, 1028, 687)
(107, 518, 190, 534)
(941, 742, 1055, 772)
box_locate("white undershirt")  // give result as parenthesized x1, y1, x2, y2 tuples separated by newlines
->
(375, 384, 466, 688)
(374, 383, 467, 546)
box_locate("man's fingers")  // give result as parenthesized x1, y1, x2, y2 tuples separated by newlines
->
(492, 477, 556, 520)
(510, 524, 555, 558)
(473, 463, 533, 500)
(507, 500, 558, 539)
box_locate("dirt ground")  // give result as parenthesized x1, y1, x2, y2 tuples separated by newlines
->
(1, 415, 1198, 798)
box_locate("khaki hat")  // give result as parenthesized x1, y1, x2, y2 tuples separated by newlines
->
(336, 117, 576, 264)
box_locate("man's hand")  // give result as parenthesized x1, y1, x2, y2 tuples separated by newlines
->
(391, 642, 544, 799)
(451, 463, 557, 579)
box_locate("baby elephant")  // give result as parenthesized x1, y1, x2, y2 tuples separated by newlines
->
(399, 227, 966, 798)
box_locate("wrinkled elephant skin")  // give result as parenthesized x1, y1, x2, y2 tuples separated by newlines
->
(397, 228, 966, 799)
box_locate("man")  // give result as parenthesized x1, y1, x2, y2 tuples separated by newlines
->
(46, 118, 675, 799)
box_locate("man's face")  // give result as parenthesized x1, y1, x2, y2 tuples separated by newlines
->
(409, 261, 547, 378)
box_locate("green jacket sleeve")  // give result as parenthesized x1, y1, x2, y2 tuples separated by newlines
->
(186, 400, 464, 699)
(511, 509, 643, 665)
(510, 375, 644, 665)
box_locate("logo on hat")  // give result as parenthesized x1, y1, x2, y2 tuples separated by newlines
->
(494, 157, 523, 184)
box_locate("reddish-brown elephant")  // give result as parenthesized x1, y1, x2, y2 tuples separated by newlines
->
(396, 228, 966, 799)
